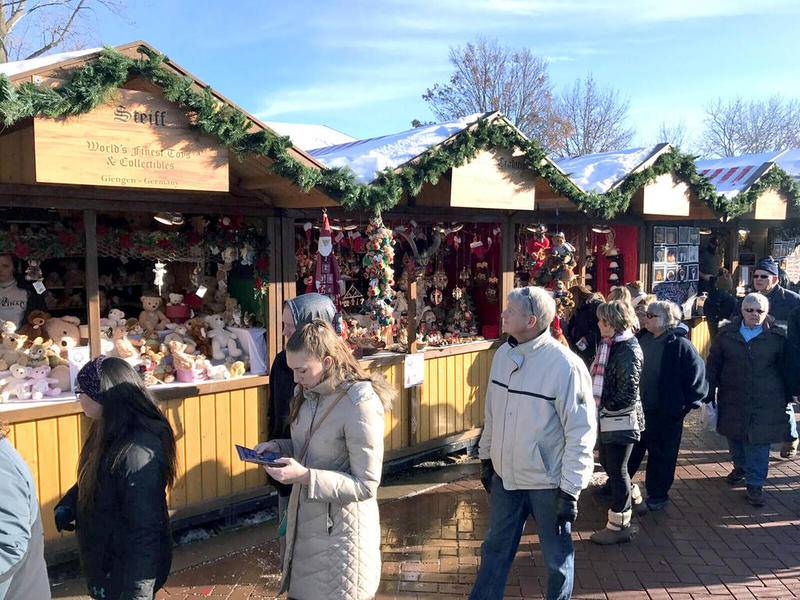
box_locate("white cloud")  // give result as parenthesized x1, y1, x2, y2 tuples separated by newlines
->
(256, 82, 414, 118)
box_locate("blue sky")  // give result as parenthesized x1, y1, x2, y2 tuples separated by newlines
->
(91, 0, 800, 147)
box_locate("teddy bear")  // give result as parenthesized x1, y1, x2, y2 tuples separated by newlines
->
(204, 314, 242, 361)
(29, 365, 62, 399)
(25, 337, 50, 368)
(18, 310, 51, 346)
(111, 325, 138, 361)
(1, 364, 33, 402)
(107, 309, 126, 327)
(164, 323, 197, 354)
(44, 315, 81, 359)
(0, 328, 28, 371)
(227, 360, 246, 377)
(186, 317, 213, 358)
(165, 293, 190, 323)
(223, 297, 240, 326)
(167, 340, 198, 371)
(139, 296, 169, 334)
(200, 358, 231, 381)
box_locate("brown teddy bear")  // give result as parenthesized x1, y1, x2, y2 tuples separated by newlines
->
(139, 296, 169, 334)
(168, 340, 197, 371)
(186, 317, 213, 359)
(0, 327, 28, 370)
(19, 310, 51, 347)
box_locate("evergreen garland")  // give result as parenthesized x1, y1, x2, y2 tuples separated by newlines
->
(0, 45, 797, 220)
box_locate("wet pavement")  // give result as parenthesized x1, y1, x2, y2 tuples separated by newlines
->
(51, 414, 800, 599)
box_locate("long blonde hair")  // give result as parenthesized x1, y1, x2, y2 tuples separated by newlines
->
(285, 320, 397, 423)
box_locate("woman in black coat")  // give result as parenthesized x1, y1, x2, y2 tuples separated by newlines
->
(706, 293, 791, 507)
(566, 285, 603, 366)
(590, 300, 643, 545)
(628, 301, 708, 511)
(55, 357, 177, 600)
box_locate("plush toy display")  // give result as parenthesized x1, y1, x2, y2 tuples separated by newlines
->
(167, 340, 199, 371)
(26, 338, 50, 368)
(227, 360, 246, 378)
(164, 324, 197, 354)
(139, 295, 170, 334)
(204, 314, 242, 361)
(223, 297, 240, 326)
(111, 325, 139, 361)
(44, 316, 82, 358)
(29, 365, 62, 399)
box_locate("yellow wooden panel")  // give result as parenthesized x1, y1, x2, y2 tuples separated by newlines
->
(420, 360, 431, 443)
(455, 354, 465, 432)
(36, 419, 61, 541)
(445, 356, 455, 436)
(229, 389, 247, 493)
(199, 394, 218, 499)
(244, 387, 265, 488)
(182, 395, 203, 505)
(389, 365, 402, 451)
(57, 416, 80, 500)
(6, 424, 14, 446)
(215, 392, 232, 498)
(450, 148, 537, 210)
(437, 358, 448, 438)
(164, 399, 187, 510)
(13, 422, 39, 500)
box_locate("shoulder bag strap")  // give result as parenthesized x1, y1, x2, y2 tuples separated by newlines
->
(297, 383, 351, 465)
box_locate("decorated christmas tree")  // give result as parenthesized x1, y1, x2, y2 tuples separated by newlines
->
(445, 286, 479, 339)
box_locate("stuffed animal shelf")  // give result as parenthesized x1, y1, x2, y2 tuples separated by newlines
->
(139, 296, 170, 334)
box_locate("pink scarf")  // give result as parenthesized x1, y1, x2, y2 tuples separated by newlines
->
(590, 331, 633, 407)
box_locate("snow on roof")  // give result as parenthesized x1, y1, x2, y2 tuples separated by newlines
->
(264, 121, 356, 152)
(774, 149, 800, 181)
(555, 146, 661, 194)
(0, 47, 102, 78)
(309, 113, 487, 183)
(695, 151, 783, 198)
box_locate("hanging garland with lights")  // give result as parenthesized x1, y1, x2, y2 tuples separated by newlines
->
(0, 45, 798, 219)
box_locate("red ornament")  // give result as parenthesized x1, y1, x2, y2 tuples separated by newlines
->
(119, 234, 133, 249)
(13, 241, 30, 258)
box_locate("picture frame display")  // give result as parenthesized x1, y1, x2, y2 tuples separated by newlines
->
(666, 265, 678, 281)
(688, 228, 700, 245)
(687, 264, 699, 281)
(679, 227, 692, 245)
(654, 227, 666, 245)
(665, 227, 678, 245)
(666, 247, 678, 263)
(678, 247, 689, 263)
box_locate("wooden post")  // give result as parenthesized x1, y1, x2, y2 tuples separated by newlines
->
(407, 278, 418, 354)
(84, 209, 102, 357)
(577, 224, 588, 284)
(500, 216, 515, 312)
(640, 223, 652, 290)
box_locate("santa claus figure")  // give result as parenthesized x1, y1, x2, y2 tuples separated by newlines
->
(314, 212, 344, 305)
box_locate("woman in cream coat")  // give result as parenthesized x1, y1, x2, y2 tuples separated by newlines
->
(257, 320, 395, 600)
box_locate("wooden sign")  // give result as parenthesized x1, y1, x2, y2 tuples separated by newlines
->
(449, 148, 536, 210)
(641, 173, 692, 216)
(753, 188, 787, 220)
(33, 89, 229, 192)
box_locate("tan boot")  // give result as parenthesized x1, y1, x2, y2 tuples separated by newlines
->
(631, 484, 648, 516)
(590, 509, 634, 545)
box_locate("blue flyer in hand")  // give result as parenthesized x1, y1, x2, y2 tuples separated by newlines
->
(235, 444, 282, 466)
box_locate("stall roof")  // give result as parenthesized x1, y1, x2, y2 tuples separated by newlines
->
(693, 149, 800, 198)
(0, 48, 102, 77)
(554, 145, 668, 194)
(264, 121, 356, 152)
(309, 113, 489, 183)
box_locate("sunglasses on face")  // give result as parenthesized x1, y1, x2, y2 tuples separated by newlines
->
(753, 274, 772, 279)
(645, 312, 657, 319)
(743, 308, 765, 314)
(520, 287, 536, 314)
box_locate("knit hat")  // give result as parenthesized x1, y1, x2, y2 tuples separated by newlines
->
(76, 356, 108, 403)
(755, 257, 779, 276)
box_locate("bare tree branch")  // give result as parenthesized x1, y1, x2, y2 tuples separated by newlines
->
(421, 37, 569, 153)
(554, 74, 634, 157)
(655, 119, 691, 151)
(699, 96, 800, 157)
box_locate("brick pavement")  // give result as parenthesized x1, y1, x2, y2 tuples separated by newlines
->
(54, 416, 800, 599)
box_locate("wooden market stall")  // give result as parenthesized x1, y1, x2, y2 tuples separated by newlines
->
(0, 42, 341, 561)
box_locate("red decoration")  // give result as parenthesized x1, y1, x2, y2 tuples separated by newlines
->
(13, 241, 30, 258)
(314, 212, 343, 304)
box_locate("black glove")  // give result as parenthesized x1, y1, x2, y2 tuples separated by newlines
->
(555, 489, 578, 535)
(54, 505, 76, 532)
(480, 459, 494, 494)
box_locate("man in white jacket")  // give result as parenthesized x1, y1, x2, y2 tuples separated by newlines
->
(469, 286, 597, 600)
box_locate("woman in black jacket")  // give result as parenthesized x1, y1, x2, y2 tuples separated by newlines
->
(55, 357, 177, 600)
(628, 301, 708, 511)
(566, 285, 603, 366)
(268, 293, 337, 558)
(590, 300, 643, 545)
(706, 293, 790, 507)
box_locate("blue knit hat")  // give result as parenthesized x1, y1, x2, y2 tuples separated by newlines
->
(755, 257, 779, 276)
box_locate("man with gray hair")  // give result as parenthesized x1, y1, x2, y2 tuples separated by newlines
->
(469, 286, 597, 600)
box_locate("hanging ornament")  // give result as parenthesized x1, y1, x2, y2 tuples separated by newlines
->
(340, 284, 365, 311)
(433, 262, 448, 290)
(459, 266, 471, 283)
(153, 261, 167, 295)
(25, 259, 43, 282)
(314, 210, 345, 305)
(240, 243, 256, 266)
(362, 216, 395, 330)
(452, 286, 464, 300)
(475, 261, 489, 283)
(486, 276, 499, 303)
(190, 262, 203, 287)
(430, 288, 443, 306)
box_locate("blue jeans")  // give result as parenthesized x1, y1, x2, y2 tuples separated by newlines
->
(788, 403, 798, 441)
(469, 476, 573, 600)
(728, 439, 771, 486)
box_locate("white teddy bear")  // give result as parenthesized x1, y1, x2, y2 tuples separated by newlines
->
(1, 364, 33, 402)
(204, 314, 242, 361)
(29, 365, 62, 399)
